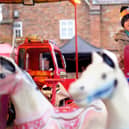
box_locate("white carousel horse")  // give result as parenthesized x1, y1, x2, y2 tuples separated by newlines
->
(69, 50, 129, 129)
(0, 56, 107, 129)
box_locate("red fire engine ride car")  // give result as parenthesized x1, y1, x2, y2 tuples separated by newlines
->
(15, 36, 75, 105)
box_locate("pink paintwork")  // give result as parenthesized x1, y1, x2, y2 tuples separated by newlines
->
(0, 56, 107, 129)
(0, 43, 17, 57)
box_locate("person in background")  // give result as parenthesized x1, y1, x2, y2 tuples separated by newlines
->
(114, 6, 129, 71)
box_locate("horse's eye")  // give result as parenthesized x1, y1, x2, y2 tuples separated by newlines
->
(102, 73, 107, 79)
(80, 86, 85, 90)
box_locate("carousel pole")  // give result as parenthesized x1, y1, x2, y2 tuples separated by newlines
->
(75, 4, 78, 79)
(71, 0, 80, 79)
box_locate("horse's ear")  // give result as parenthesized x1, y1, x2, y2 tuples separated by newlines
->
(92, 52, 103, 64)
(102, 53, 115, 68)
(101, 50, 119, 69)
(92, 50, 119, 69)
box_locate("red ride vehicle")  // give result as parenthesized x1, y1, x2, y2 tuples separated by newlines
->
(16, 36, 75, 105)
(16, 37, 66, 79)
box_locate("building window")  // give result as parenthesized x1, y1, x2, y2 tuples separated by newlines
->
(0, 4, 3, 22)
(13, 21, 23, 37)
(59, 20, 75, 39)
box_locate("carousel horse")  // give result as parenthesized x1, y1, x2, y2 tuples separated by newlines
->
(69, 50, 129, 129)
(0, 56, 107, 129)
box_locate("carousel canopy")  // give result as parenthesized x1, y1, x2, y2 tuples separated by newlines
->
(0, 0, 71, 5)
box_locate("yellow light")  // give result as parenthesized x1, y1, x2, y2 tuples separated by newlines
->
(71, 0, 81, 5)
(74, 0, 80, 4)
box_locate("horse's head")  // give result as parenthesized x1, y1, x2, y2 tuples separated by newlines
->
(0, 56, 21, 95)
(69, 50, 120, 107)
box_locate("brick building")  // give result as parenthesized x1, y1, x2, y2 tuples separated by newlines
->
(0, 0, 129, 59)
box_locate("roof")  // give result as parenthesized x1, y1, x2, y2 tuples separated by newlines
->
(60, 36, 101, 54)
(18, 39, 60, 51)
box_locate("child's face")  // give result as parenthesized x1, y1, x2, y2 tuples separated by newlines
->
(124, 19, 129, 32)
